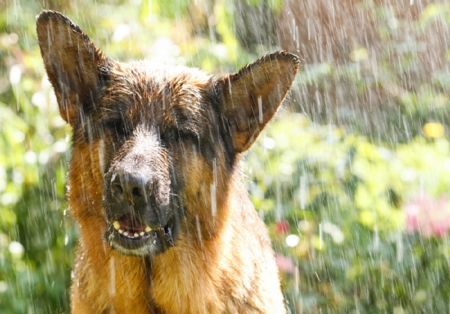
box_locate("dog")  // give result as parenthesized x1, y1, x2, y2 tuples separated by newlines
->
(36, 10, 299, 313)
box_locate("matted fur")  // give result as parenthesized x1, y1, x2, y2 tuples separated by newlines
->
(37, 10, 299, 313)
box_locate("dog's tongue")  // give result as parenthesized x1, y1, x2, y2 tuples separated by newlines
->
(118, 214, 147, 232)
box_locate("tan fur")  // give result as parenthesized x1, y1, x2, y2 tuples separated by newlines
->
(36, 10, 299, 313)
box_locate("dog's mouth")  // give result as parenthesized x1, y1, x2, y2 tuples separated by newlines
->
(103, 213, 174, 256)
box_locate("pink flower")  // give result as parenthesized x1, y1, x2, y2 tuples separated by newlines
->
(275, 253, 295, 274)
(404, 194, 450, 238)
(275, 220, 290, 235)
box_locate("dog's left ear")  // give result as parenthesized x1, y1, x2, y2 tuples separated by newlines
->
(36, 10, 108, 126)
(218, 51, 299, 153)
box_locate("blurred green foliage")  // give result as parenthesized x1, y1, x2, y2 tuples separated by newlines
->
(249, 114, 450, 313)
(1, 0, 450, 313)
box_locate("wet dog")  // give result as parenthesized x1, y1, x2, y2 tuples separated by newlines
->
(37, 10, 299, 313)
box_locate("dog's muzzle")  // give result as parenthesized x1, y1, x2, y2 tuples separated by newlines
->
(102, 171, 176, 256)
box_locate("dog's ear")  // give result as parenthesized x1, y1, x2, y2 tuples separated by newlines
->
(218, 51, 299, 153)
(36, 10, 108, 126)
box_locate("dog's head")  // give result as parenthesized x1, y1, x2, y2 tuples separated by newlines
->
(36, 11, 299, 257)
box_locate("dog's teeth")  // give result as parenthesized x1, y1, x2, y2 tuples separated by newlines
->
(113, 221, 120, 230)
(145, 226, 152, 232)
(134, 233, 139, 237)
(118, 229, 123, 234)
(140, 232, 145, 236)
(123, 231, 129, 236)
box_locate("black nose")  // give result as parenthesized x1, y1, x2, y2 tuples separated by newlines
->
(111, 172, 150, 204)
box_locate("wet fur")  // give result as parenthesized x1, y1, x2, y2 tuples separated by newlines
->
(36, 10, 299, 313)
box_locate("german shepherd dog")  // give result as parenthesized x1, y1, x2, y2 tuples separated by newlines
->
(37, 10, 299, 313)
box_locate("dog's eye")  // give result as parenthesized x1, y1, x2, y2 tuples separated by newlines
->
(179, 131, 199, 142)
(163, 128, 199, 144)
(103, 119, 131, 137)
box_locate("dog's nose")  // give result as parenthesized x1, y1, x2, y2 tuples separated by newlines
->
(111, 172, 150, 204)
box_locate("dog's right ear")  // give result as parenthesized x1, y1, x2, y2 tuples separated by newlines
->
(36, 10, 108, 126)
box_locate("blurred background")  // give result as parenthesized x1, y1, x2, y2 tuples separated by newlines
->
(1, 0, 450, 312)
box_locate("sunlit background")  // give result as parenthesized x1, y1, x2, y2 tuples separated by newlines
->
(2, 0, 450, 312)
